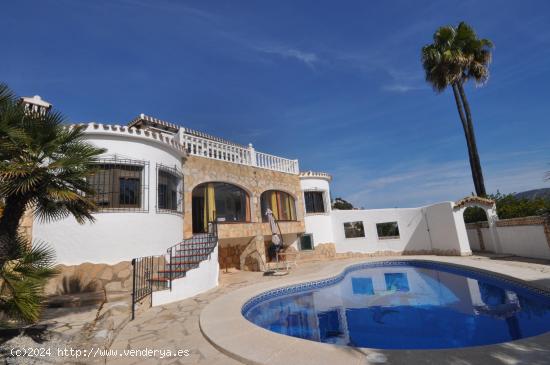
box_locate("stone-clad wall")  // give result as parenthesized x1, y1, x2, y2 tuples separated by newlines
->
(182, 156, 305, 269)
(183, 156, 305, 237)
(44, 261, 132, 295)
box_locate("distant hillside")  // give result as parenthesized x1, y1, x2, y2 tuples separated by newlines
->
(515, 188, 550, 200)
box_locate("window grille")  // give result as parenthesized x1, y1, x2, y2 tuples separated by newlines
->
(156, 164, 184, 214)
(88, 157, 149, 212)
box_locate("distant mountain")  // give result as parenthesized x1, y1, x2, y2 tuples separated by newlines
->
(515, 188, 550, 200)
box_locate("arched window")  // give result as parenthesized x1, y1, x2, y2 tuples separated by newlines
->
(260, 190, 296, 222)
(192, 182, 251, 233)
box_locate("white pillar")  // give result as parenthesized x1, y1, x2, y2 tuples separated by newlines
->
(486, 205, 501, 253)
(248, 143, 257, 166)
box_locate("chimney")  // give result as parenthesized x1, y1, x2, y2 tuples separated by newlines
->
(20, 95, 52, 115)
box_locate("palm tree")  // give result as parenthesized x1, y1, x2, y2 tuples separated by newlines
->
(0, 82, 104, 278)
(0, 237, 58, 324)
(421, 22, 493, 196)
(0, 83, 105, 323)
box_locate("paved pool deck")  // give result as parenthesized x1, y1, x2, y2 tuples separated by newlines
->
(108, 255, 550, 365)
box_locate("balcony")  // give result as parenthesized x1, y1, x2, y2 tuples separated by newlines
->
(180, 129, 299, 175)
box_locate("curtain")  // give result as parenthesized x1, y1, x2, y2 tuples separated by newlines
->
(245, 193, 251, 221)
(285, 194, 295, 220)
(203, 183, 216, 232)
(271, 191, 279, 220)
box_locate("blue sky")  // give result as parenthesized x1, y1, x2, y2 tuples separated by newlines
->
(2, 0, 549, 208)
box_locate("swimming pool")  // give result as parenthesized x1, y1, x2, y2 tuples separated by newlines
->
(243, 261, 550, 349)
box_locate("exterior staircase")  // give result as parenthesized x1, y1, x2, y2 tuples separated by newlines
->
(131, 224, 218, 319)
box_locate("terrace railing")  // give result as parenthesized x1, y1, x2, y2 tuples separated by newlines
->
(180, 130, 299, 174)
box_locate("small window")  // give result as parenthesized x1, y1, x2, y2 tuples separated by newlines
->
(304, 191, 326, 213)
(376, 221, 400, 239)
(157, 166, 182, 213)
(344, 221, 365, 238)
(299, 234, 314, 251)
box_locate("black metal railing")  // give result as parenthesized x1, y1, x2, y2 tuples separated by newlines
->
(131, 221, 218, 320)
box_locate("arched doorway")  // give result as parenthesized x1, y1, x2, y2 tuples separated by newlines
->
(192, 182, 251, 233)
(455, 196, 499, 252)
(463, 206, 490, 251)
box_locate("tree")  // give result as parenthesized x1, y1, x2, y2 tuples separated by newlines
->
(463, 191, 550, 223)
(422, 22, 493, 196)
(0, 83, 105, 260)
(0, 83, 105, 323)
(0, 237, 57, 324)
(332, 197, 354, 210)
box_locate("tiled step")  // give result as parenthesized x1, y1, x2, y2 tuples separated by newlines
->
(142, 236, 217, 295)
(176, 246, 215, 253)
(169, 258, 203, 263)
(172, 253, 210, 259)
(169, 258, 201, 262)
(158, 269, 187, 274)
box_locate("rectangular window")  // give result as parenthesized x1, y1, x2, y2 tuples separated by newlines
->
(88, 162, 145, 211)
(343, 221, 365, 238)
(376, 221, 400, 239)
(299, 234, 314, 251)
(157, 166, 182, 213)
(304, 191, 326, 213)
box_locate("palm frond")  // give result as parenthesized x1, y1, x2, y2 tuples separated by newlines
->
(0, 83, 105, 230)
(421, 22, 493, 91)
(0, 236, 58, 323)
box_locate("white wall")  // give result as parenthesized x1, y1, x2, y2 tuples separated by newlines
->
(426, 202, 471, 255)
(329, 207, 433, 254)
(300, 176, 333, 246)
(300, 177, 332, 214)
(466, 225, 550, 259)
(34, 213, 183, 265)
(152, 245, 219, 306)
(304, 215, 334, 245)
(33, 127, 186, 264)
(302, 201, 472, 256)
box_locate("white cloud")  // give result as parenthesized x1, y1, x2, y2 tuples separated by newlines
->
(383, 84, 424, 93)
(331, 156, 549, 209)
(257, 46, 319, 68)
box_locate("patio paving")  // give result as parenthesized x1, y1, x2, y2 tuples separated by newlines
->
(107, 254, 550, 365)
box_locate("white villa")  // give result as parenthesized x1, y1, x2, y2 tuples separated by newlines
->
(22, 96, 550, 308)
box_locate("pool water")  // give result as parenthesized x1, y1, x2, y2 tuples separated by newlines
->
(243, 261, 550, 349)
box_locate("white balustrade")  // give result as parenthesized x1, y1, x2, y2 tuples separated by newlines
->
(77, 122, 299, 174)
(181, 133, 299, 174)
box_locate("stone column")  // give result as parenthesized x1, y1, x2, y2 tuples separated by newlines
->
(239, 234, 266, 271)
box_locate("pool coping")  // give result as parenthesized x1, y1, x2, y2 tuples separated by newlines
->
(200, 256, 550, 365)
